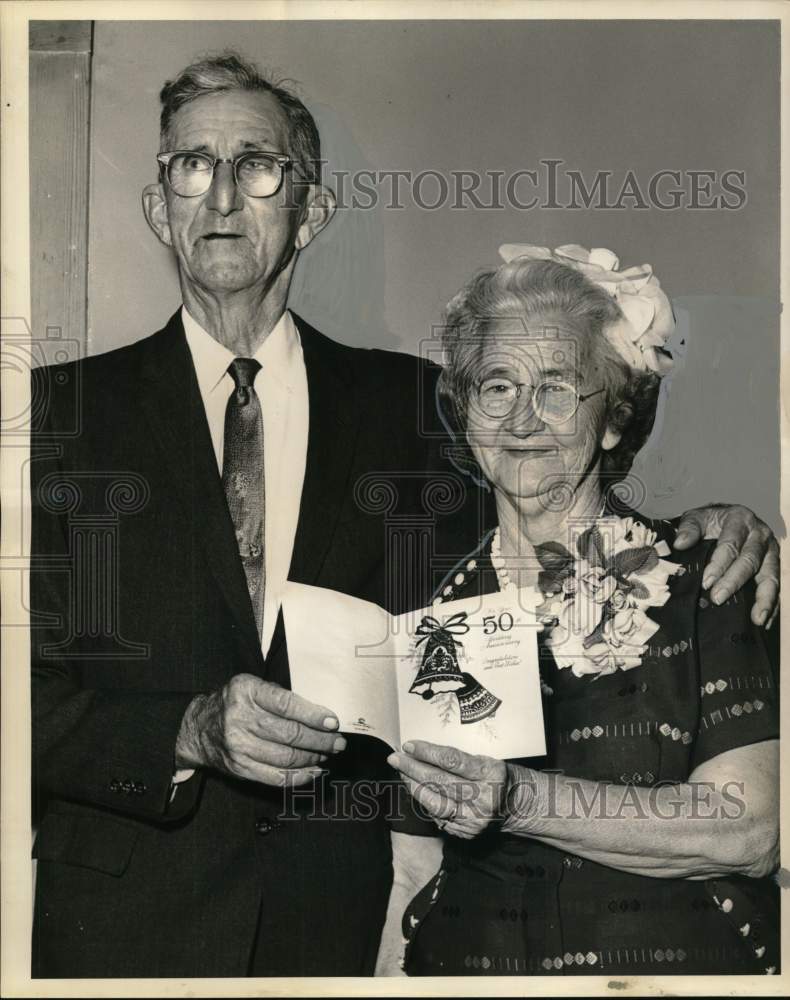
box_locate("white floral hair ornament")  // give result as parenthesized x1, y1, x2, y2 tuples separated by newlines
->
(498, 243, 675, 376)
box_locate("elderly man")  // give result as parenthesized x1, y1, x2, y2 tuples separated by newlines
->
(30, 52, 778, 978)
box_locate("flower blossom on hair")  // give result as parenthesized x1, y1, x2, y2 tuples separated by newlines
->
(498, 243, 675, 376)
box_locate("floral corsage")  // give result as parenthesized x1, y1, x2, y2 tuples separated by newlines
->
(536, 516, 684, 678)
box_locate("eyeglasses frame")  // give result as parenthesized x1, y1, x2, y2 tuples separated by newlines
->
(156, 149, 294, 198)
(474, 377, 606, 424)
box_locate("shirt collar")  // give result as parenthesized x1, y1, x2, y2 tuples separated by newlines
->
(181, 305, 302, 397)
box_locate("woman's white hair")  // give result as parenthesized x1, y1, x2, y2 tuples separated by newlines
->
(439, 258, 661, 483)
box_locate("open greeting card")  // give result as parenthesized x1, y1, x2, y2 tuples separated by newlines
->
(282, 582, 547, 760)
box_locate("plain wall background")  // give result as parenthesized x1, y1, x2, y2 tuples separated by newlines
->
(85, 19, 781, 526)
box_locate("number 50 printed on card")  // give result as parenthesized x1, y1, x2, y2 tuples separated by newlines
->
(282, 583, 547, 759)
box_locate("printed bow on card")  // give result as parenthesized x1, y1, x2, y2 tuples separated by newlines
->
(414, 612, 470, 647)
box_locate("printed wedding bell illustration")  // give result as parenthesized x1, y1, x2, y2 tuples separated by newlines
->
(409, 612, 502, 724)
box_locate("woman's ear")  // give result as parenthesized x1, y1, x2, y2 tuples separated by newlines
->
(602, 400, 633, 451)
(602, 425, 623, 451)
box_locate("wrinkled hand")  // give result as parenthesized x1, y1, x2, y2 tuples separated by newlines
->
(388, 740, 507, 840)
(674, 504, 780, 628)
(175, 673, 345, 786)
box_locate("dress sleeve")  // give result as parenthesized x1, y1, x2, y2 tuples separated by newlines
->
(690, 576, 779, 770)
(386, 776, 440, 836)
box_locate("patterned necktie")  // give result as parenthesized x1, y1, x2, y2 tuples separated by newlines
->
(222, 357, 264, 639)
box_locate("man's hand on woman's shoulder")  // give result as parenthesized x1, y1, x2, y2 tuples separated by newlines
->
(673, 503, 780, 627)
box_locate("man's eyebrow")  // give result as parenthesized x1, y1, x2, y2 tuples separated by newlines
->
(179, 138, 281, 153)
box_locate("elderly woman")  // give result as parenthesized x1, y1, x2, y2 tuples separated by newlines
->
(383, 246, 780, 976)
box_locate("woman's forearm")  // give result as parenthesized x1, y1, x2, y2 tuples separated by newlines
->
(376, 879, 411, 977)
(502, 743, 778, 880)
(375, 832, 444, 976)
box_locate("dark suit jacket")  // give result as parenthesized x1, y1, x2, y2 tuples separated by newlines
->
(30, 311, 488, 978)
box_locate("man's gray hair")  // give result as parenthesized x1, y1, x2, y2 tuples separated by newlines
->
(159, 51, 322, 185)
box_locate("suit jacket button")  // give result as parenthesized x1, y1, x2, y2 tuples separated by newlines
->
(109, 779, 120, 793)
(133, 782, 147, 795)
(255, 818, 273, 835)
(121, 780, 133, 794)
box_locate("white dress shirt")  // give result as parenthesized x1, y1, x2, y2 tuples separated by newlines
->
(181, 305, 309, 659)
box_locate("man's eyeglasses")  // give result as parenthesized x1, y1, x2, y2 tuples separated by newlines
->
(475, 376, 605, 424)
(156, 150, 293, 198)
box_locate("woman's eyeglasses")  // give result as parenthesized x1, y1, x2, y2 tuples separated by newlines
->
(156, 150, 293, 198)
(475, 376, 605, 424)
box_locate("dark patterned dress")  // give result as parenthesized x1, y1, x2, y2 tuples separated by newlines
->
(403, 512, 780, 976)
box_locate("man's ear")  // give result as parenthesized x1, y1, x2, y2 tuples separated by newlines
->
(294, 185, 337, 251)
(142, 183, 173, 248)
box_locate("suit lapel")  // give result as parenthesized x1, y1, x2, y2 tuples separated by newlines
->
(137, 311, 263, 672)
(264, 315, 360, 667)
(288, 315, 360, 585)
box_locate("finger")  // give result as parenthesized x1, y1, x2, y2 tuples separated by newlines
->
(752, 538, 780, 625)
(402, 740, 491, 780)
(751, 579, 779, 627)
(442, 817, 486, 840)
(239, 737, 328, 770)
(714, 504, 757, 540)
(398, 769, 500, 839)
(405, 781, 494, 839)
(274, 766, 326, 788)
(388, 751, 459, 791)
(708, 534, 764, 604)
(700, 522, 751, 591)
(673, 508, 708, 549)
(252, 680, 339, 733)
(213, 726, 330, 775)
(229, 754, 325, 788)
(751, 560, 780, 627)
(444, 826, 477, 841)
(256, 712, 346, 755)
(398, 772, 460, 821)
(391, 754, 498, 822)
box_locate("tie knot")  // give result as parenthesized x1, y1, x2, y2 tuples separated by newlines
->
(228, 357, 261, 390)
